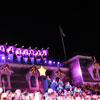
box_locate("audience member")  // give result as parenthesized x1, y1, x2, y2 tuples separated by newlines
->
(1, 77, 100, 100)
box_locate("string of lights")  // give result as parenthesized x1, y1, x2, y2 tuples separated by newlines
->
(0, 43, 61, 66)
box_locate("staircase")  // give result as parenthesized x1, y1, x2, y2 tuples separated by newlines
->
(10, 67, 29, 92)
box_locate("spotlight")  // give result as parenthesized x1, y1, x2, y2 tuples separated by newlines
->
(78, 68, 82, 75)
(53, 61, 56, 64)
(48, 60, 52, 65)
(57, 62, 60, 65)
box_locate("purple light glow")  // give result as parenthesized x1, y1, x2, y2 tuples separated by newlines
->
(44, 60, 47, 64)
(53, 61, 55, 64)
(48, 60, 52, 65)
(2, 56, 5, 60)
(23, 58, 28, 63)
(8, 57, 10, 60)
(57, 62, 60, 65)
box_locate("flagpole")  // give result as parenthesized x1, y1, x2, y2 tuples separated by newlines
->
(60, 27, 67, 57)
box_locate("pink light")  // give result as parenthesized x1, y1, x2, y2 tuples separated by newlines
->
(78, 67, 82, 75)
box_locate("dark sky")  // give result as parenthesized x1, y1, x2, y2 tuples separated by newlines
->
(0, 15, 100, 62)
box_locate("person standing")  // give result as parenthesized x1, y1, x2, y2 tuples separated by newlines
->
(50, 78, 57, 91)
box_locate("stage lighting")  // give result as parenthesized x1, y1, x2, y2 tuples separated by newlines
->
(2, 56, 5, 60)
(53, 61, 56, 64)
(48, 60, 52, 65)
(57, 62, 60, 65)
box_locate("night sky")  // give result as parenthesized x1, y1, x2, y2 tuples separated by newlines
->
(0, 15, 99, 62)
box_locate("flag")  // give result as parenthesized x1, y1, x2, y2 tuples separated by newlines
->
(59, 25, 66, 37)
(59, 25, 67, 57)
